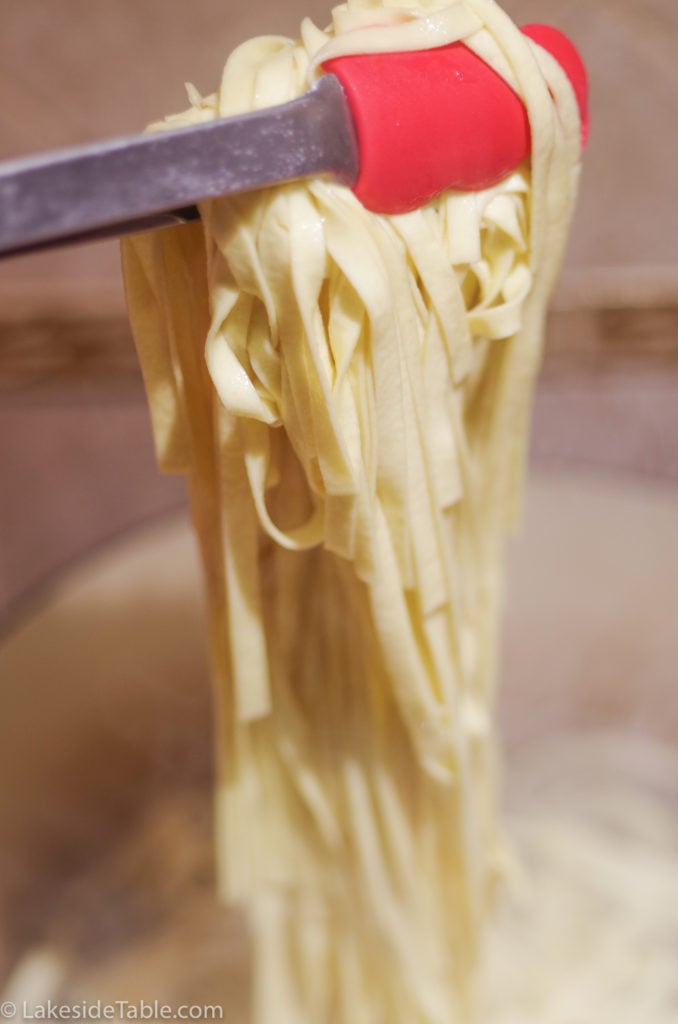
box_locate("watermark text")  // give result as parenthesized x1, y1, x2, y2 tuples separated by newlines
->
(1, 1001, 224, 1022)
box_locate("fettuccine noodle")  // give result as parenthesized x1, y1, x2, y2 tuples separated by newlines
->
(121, 2, 582, 1020)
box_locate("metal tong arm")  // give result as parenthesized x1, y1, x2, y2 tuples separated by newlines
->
(0, 75, 358, 259)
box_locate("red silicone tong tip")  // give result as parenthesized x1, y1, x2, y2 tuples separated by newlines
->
(323, 24, 589, 215)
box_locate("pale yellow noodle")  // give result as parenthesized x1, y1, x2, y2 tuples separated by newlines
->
(122, 2, 582, 1020)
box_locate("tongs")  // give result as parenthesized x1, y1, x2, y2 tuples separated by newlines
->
(0, 24, 587, 260)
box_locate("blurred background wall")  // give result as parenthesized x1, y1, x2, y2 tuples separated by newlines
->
(1, 0, 677, 613)
(1, 0, 677, 997)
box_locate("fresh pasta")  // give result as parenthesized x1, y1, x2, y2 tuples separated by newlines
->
(121, 2, 583, 1020)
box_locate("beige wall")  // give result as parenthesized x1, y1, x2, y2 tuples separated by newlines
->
(1, 0, 677, 305)
(1, 1, 677, 611)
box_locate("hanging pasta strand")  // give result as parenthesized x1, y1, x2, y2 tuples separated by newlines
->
(122, 3, 583, 1020)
